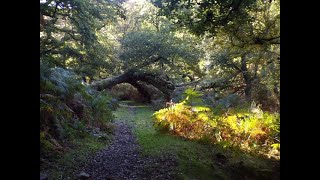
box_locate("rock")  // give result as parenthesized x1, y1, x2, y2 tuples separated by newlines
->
(77, 172, 90, 179)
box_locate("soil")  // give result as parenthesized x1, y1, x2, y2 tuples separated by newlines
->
(78, 119, 178, 180)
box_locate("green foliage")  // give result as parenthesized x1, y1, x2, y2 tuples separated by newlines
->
(149, 0, 280, 111)
(114, 104, 224, 179)
(153, 96, 280, 159)
(41, 135, 108, 180)
(119, 30, 203, 74)
(40, 65, 115, 161)
(40, 0, 122, 162)
(153, 101, 213, 140)
(40, 0, 122, 78)
(200, 0, 279, 109)
(40, 0, 280, 176)
(182, 88, 203, 106)
(115, 102, 278, 179)
(152, 0, 256, 36)
(91, 92, 115, 125)
(119, 0, 168, 33)
(271, 143, 280, 150)
(40, 132, 55, 157)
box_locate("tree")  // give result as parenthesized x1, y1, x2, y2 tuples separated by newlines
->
(91, 68, 175, 101)
(119, 30, 202, 74)
(201, 0, 279, 108)
(151, 0, 256, 36)
(40, 0, 123, 83)
(153, 0, 279, 109)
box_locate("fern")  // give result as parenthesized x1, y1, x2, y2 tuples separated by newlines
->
(153, 99, 280, 159)
(182, 88, 204, 106)
(40, 66, 115, 160)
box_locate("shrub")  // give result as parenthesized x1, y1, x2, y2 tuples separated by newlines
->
(90, 92, 115, 126)
(40, 65, 115, 160)
(153, 90, 213, 140)
(153, 90, 280, 159)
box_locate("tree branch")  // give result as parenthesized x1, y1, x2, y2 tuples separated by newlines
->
(91, 69, 175, 100)
(136, 55, 163, 68)
(253, 36, 280, 44)
(200, 70, 241, 90)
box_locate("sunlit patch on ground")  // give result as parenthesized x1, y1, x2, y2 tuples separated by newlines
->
(153, 98, 280, 160)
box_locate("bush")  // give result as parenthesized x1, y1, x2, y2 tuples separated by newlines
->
(153, 90, 280, 159)
(40, 132, 54, 157)
(153, 90, 213, 139)
(40, 65, 115, 160)
(90, 92, 115, 126)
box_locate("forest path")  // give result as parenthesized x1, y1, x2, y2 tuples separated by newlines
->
(79, 101, 280, 180)
(78, 104, 177, 180)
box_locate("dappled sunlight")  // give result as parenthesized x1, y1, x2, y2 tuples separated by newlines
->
(153, 97, 280, 160)
(40, 0, 280, 178)
(153, 101, 215, 139)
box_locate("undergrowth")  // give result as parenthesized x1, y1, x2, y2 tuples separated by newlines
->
(40, 63, 116, 177)
(153, 89, 280, 160)
(115, 101, 279, 179)
(114, 104, 226, 179)
(40, 135, 108, 179)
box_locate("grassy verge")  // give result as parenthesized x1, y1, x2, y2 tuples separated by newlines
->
(114, 103, 227, 179)
(40, 135, 108, 179)
(114, 101, 279, 180)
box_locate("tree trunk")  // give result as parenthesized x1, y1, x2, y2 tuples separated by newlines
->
(91, 69, 175, 101)
(129, 81, 151, 102)
(241, 54, 252, 101)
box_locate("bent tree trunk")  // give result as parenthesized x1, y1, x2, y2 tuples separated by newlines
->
(129, 81, 151, 102)
(91, 69, 175, 101)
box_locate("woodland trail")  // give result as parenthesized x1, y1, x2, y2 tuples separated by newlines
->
(78, 106, 177, 180)
(77, 103, 280, 180)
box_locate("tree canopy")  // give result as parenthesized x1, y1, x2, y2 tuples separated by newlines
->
(40, 1, 280, 178)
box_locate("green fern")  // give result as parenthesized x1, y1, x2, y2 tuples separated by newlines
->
(182, 88, 203, 106)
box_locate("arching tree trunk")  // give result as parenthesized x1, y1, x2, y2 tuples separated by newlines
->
(91, 69, 175, 101)
(129, 81, 151, 102)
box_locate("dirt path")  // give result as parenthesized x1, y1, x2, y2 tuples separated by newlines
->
(78, 108, 177, 180)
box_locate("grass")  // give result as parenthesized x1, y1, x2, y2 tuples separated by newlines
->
(41, 100, 279, 180)
(114, 101, 228, 179)
(114, 100, 280, 180)
(119, 100, 147, 106)
(40, 135, 108, 180)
